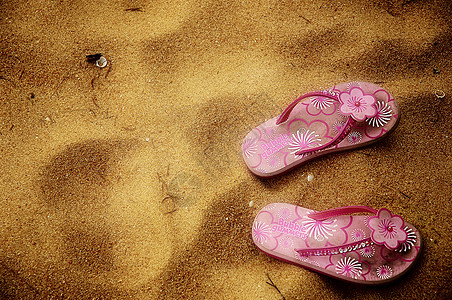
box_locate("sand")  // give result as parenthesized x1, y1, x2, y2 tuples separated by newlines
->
(0, 0, 451, 299)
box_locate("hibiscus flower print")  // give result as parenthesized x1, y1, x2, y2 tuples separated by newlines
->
(288, 129, 321, 156)
(368, 208, 408, 250)
(339, 87, 377, 121)
(252, 222, 272, 244)
(366, 101, 392, 128)
(335, 256, 363, 279)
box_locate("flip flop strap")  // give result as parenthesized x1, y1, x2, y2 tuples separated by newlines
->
(308, 206, 378, 221)
(294, 117, 356, 156)
(276, 91, 339, 125)
(295, 206, 409, 256)
(275, 90, 356, 156)
(296, 206, 376, 257)
(296, 238, 374, 257)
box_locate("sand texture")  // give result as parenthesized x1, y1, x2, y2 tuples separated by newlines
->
(0, 0, 451, 299)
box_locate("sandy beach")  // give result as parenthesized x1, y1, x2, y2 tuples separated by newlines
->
(0, 0, 451, 298)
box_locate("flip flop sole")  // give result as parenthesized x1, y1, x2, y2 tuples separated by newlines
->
(242, 82, 400, 177)
(252, 203, 421, 285)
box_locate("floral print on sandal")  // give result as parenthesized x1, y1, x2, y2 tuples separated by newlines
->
(252, 203, 421, 285)
(242, 82, 400, 177)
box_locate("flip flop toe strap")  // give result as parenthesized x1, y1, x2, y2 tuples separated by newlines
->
(276, 88, 379, 156)
(308, 206, 378, 220)
(276, 91, 340, 125)
(276, 91, 353, 156)
(295, 206, 410, 257)
(294, 117, 355, 156)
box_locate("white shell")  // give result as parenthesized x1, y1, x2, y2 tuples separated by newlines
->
(434, 90, 445, 99)
(96, 56, 108, 68)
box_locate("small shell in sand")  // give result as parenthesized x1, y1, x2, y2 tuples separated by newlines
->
(96, 56, 108, 68)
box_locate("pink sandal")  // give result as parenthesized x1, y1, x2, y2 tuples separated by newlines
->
(252, 203, 421, 285)
(242, 82, 399, 177)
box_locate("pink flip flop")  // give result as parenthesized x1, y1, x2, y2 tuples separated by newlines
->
(242, 82, 399, 177)
(252, 203, 421, 285)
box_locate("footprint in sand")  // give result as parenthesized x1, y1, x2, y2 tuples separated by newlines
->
(38, 138, 184, 293)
